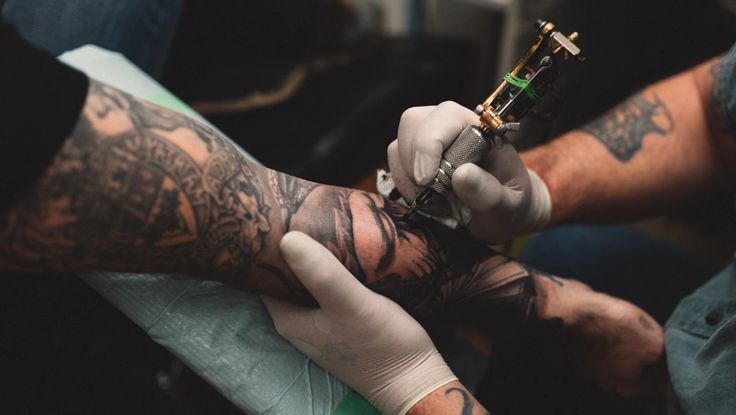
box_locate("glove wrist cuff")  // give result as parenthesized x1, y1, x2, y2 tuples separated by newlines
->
(370, 352, 457, 415)
(526, 168, 552, 232)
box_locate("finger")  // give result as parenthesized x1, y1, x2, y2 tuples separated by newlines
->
(280, 231, 372, 315)
(480, 143, 528, 185)
(411, 102, 478, 185)
(388, 140, 420, 201)
(397, 106, 435, 185)
(452, 163, 522, 214)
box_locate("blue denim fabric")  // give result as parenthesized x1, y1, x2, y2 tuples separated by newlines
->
(665, 261, 736, 415)
(716, 42, 736, 135)
(1, 0, 183, 78)
(662, 43, 736, 415)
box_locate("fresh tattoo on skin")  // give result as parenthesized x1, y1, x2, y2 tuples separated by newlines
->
(580, 92, 675, 162)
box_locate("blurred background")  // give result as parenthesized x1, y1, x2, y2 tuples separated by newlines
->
(3, 0, 736, 414)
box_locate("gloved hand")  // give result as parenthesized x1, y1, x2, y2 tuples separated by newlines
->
(262, 231, 457, 415)
(387, 101, 552, 244)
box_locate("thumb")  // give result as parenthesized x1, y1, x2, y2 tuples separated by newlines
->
(452, 163, 522, 214)
(280, 231, 372, 316)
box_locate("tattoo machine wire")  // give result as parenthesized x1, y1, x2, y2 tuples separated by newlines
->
(404, 20, 583, 219)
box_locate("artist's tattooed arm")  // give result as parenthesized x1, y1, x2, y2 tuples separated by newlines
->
(522, 54, 736, 225)
(580, 93, 674, 162)
(407, 381, 491, 415)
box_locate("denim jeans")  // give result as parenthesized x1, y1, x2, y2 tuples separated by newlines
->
(1, 0, 183, 78)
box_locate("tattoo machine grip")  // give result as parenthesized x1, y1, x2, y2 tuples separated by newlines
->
(429, 125, 495, 198)
(404, 19, 582, 219)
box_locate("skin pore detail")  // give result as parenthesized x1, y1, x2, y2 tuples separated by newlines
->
(580, 92, 675, 162)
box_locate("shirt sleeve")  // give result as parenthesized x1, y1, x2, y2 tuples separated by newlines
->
(715, 42, 736, 136)
(0, 18, 89, 214)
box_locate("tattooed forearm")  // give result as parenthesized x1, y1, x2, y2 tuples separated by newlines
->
(580, 92, 674, 162)
(1, 80, 272, 275)
(0, 79, 549, 321)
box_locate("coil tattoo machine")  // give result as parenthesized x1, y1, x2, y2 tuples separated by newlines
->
(404, 19, 583, 219)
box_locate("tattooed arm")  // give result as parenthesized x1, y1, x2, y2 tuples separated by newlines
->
(0, 79, 665, 397)
(0, 79, 538, 317)
(522, 55, 736, 224)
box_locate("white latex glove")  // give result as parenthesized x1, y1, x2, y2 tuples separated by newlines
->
(262, 231, 457, 415)
(388, 101, 552, 244)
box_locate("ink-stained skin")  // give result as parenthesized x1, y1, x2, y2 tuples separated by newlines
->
(0, 79, 667, 399)
(580, 92, 674, 162)
(0, 79, 539, 320)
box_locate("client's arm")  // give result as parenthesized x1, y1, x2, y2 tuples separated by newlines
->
(0, 79, 530, 317)
(0, 80, 664, 397)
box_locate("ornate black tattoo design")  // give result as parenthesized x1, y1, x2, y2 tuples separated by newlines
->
(268, 172, 318, 228)
(1, 80, 272, 273)
(580, 93, 674, 162)
(0, 78, 558, 325)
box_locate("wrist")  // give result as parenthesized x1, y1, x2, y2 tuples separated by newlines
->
(369, 351, 457, 415)
(405, 381, 488, 415)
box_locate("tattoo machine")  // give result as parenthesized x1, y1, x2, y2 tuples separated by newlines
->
(404, 19, 583, 218)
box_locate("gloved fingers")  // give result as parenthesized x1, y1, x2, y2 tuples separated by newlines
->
(452, 163, 523, 214)
(409, 102, 479, 185)
(280, 231, 373, 316)
(388, 140, 420, 202)
(480, 142, 529, 184)
(396, 106, 435, 185)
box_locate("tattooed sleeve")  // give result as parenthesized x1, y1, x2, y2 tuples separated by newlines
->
(0, 79, 546, 320)
(580, 92, 674, 162)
